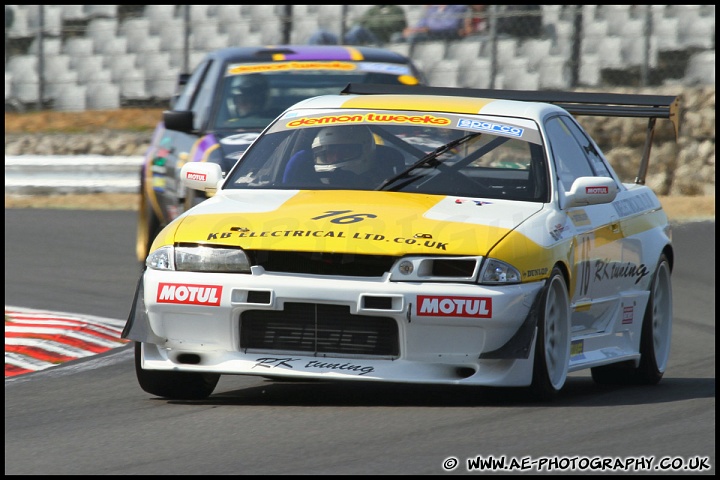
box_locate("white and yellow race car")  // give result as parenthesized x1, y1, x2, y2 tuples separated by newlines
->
(123, 84, 681, 401)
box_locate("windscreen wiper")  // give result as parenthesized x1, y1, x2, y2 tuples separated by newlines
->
(376, 133, 482, 191)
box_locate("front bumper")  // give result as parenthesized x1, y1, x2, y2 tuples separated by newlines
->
(124, 268, 545, 387)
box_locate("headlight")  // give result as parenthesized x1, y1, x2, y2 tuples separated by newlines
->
(146, 246, 175, 270)
(479, 258, 521, 285)
(146, 245, 251, 273)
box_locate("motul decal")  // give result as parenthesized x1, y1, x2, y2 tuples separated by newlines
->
(157, 283, 222, 306)
(416, 295, 491, 318)
(586, 186, 609, 194)
(186, 171, 207, 181)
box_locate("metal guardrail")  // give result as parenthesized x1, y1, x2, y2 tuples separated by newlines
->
(4, 155, 143, 194)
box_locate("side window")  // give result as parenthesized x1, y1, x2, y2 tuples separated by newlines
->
(173, 59, 211, 112)
(191, 59, 222, 131)
(544, 115, 595, 191)
(563, 117, 613, 178)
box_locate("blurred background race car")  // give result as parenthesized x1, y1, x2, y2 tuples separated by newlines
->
(136, 45, 427, 261)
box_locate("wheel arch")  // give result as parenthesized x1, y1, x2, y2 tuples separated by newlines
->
(662, 244, 674, 273)
(552, 259, 571, 292)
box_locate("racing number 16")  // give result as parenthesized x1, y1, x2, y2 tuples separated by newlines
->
(312, 210, 377, 224)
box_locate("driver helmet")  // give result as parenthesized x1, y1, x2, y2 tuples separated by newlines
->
(311, 125, 376, 174)
(231, 74, 269, 116)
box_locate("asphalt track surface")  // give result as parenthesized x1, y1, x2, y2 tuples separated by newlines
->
(4, 209, 715, 475)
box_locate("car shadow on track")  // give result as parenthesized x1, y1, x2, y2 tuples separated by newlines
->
(159, 376, 715, 408)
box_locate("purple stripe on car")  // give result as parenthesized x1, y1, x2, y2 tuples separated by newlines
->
(193, 134, 218, 162)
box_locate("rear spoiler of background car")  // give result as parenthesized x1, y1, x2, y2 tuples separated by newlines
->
(341, 83, 682, 185)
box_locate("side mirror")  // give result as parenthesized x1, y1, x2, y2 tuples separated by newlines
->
(177, 73, 190, 88)
(180, 162, 224, 193)
(564, 177, 618, 208)
(163, 110, 194, 134)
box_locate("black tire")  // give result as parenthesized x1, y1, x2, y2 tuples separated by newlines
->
(136, 189, 162, 263)
(591, 253, 673, 385)
(134, 342, 220, 400)
(529, 267, 571, 401)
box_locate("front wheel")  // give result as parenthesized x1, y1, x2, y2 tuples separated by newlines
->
(134, 342, 220, 400)
(529, 267, 571, 401)
(591, 253, 672, 385)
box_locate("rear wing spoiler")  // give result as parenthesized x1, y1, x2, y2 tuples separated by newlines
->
(341, 84, 682, 185)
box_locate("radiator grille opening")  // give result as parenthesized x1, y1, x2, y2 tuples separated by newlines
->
(240, 302, 399, 357)
(248, 250, 395, 277)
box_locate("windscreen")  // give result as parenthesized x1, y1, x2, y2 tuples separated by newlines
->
(214, 61, 420, 130)
(222, 108, 549, 203)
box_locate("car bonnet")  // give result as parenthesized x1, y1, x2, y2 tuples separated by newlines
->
(158, 190, 544, 257)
